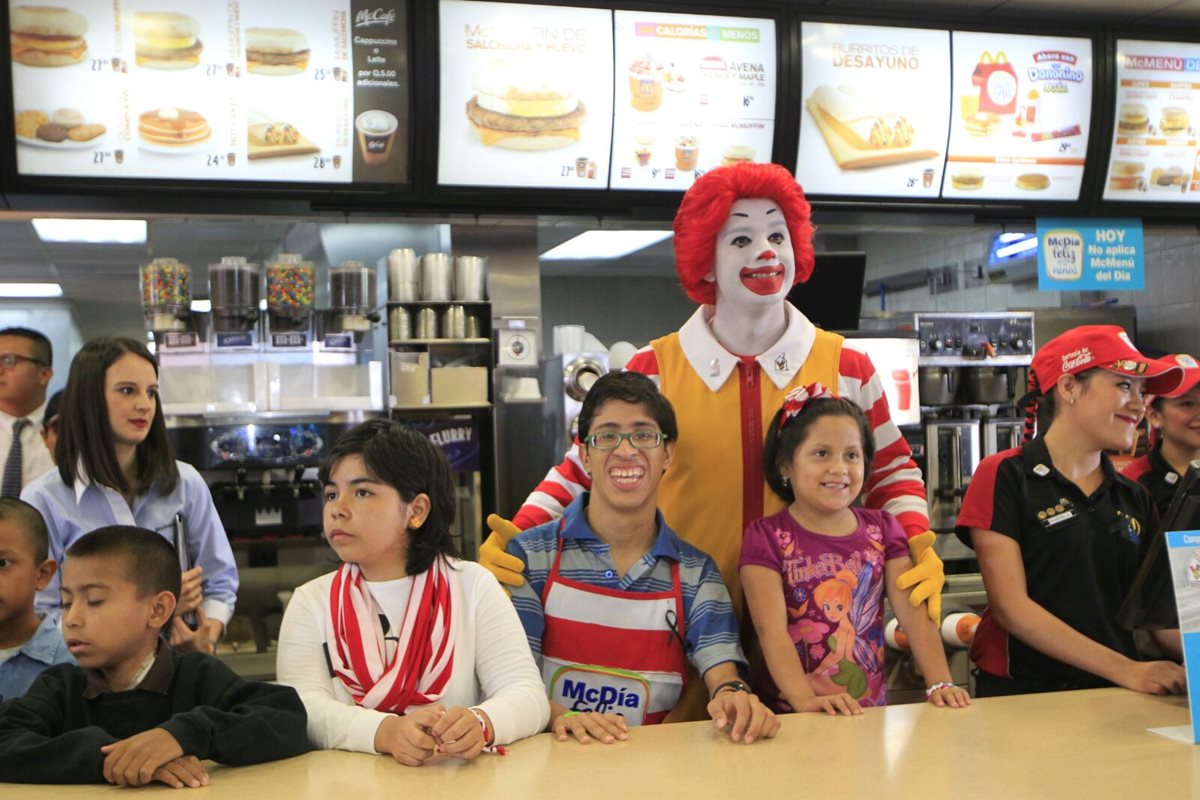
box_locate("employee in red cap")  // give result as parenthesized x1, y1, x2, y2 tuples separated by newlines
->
(957, 325, 1186, 697)
(1123, 354, 1200, 516)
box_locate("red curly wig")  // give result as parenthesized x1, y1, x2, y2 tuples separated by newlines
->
(673, 163, 815, 306)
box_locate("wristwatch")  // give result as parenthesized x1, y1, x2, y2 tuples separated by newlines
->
(711, 679, 751, 699)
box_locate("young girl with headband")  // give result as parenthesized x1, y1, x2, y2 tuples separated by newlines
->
(1123, 354, 1200, 516)
(959, 326, 1186, 696)
(276, 419, 548, 764)
(740, 384, 969, 714)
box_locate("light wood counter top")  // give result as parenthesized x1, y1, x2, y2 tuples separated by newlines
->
(3, 688, 1196, 798)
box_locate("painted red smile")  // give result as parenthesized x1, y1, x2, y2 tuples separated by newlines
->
(739, 265, 785, 295)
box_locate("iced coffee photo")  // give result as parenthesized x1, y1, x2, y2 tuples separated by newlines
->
(675, 135, 699, 170)
(356, 110, 399, 166)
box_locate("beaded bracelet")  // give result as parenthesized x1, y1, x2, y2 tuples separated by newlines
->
(468, 707, 493, 746)
(925, 681, 956, 697)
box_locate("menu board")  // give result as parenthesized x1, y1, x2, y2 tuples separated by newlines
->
(1102, 40, 1200, 203)
(609, 11, 776, 191)
(796, 22, 951, 198)
(942, 31, 1093, 201)
(9, 1, 408, 185)
(436, 0, 613, 189)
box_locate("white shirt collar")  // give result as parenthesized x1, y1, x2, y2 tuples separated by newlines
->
(0, 398, 46, 428)
(73, 458, 95, 504)
(678, 302, 818, 392)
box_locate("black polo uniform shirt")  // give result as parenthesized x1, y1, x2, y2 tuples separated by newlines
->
(1122, 448, 1179, 519)
(956, 436, 1156, 689)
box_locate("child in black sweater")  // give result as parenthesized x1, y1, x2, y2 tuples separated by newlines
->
(0, 526, 310, 786)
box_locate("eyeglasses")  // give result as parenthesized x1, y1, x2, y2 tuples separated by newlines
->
(0, 353, 45, 369)
(584, 430, 667, 450)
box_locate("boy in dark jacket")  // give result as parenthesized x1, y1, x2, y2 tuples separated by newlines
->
(0, 525, 310, 786)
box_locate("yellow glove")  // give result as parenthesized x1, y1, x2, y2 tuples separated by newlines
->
(895, 531, 944, 623)
(479, 514, 527, 591)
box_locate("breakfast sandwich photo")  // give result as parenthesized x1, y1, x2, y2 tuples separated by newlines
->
(465, 60, 586, 151)
(10, 4, 88, 67)
(245, 28, 310, 76)
(134, 12, 202, 70)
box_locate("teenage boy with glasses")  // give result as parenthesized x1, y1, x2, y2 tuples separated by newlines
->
(0, 328, 54, 497)
(505, 372, 779, 746)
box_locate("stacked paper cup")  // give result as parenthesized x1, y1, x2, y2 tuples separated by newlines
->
(420, 253, 452, 301)
(453, 255, 487, 301)
(387, 248, 419, 302)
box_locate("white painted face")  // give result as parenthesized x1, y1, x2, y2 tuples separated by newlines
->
(707, 197, 795, 313)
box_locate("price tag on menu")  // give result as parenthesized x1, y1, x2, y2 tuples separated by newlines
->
(10, 1, 409, 186)
(436, 0, 614, 189)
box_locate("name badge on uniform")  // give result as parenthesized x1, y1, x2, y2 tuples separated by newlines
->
(1037, 497, 1077, 529)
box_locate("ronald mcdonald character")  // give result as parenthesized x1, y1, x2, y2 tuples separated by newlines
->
(481, 163, 944, 631)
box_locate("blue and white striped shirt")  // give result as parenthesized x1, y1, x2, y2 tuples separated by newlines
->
(505, 493, 745, 678)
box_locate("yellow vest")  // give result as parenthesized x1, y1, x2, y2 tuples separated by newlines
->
(650, 328, 844, 612)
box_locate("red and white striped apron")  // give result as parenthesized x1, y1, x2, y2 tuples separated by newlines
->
(540, 532, 688, 726)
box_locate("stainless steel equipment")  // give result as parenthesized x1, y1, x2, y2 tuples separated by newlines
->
(540, 352, 609, 457)
(983, 414, 1024, 456)
(925, 415, 982, 533)
(920, 366, 959, 405)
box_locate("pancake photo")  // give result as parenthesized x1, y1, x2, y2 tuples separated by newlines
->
(10, 5, 88, 67)
(139, 107, 211, 149)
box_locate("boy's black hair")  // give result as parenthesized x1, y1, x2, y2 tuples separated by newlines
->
(43, 389, 64, 432)
(0, 326, 52, 367)
(65, 526, 181, 602)
(763, 397, 875, 503)
(577, 371, 678, 442)
(319, 419, 459, 575)
(0, 498, 50, 562)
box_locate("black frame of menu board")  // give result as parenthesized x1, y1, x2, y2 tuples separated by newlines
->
(781, 11, 1105, 217)
(1092, 29, 1200, 220)
(421, 0, 792, 216)
(0, 0, 416, 209)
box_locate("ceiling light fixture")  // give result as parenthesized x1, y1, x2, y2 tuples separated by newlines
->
(994, 235, 1039, 260)
(0, 282, 64, 298)
(540, 230, 673, 260)
(31, 218, 147, 245)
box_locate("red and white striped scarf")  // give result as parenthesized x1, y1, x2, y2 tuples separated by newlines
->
(325, 558, 457, 713)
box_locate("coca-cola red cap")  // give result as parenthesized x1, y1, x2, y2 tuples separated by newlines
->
(1031, 325, 1184, 396)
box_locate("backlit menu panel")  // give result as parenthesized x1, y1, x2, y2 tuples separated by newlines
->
(1103, 39, 1200, 203)
(942, 31, 1093, 201)
(9, 0, 409, 185)
(608, 11, 776, 191)
(796, 22, 951, 198)
(436, 0, 614, 189)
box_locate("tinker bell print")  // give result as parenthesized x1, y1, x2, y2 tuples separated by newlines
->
(808, 564, 880, 700)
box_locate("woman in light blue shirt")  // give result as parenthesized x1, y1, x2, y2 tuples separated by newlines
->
(22, 337, 237, 652)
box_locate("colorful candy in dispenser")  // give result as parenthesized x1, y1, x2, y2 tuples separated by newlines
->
(209, 257, 261, 333)
(266, 254, 315, 329)
(140, 257, 191, 331)
(329, 260, 377, 332)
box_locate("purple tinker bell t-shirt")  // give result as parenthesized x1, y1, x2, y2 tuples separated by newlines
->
(740, 506, 910, 709)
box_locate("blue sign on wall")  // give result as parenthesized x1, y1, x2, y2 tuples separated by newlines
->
(1036, 218, 1144, 291)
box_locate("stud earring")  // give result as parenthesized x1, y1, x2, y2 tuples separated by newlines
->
(408, 518, 422, 530)
(781, 475, 789, 486)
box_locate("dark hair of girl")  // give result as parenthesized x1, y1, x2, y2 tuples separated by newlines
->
(318, 419, 459, 575)
(762, 397, 874, 503)
(1017, 368, 1098, 442)
(56, 337, 178, 496)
